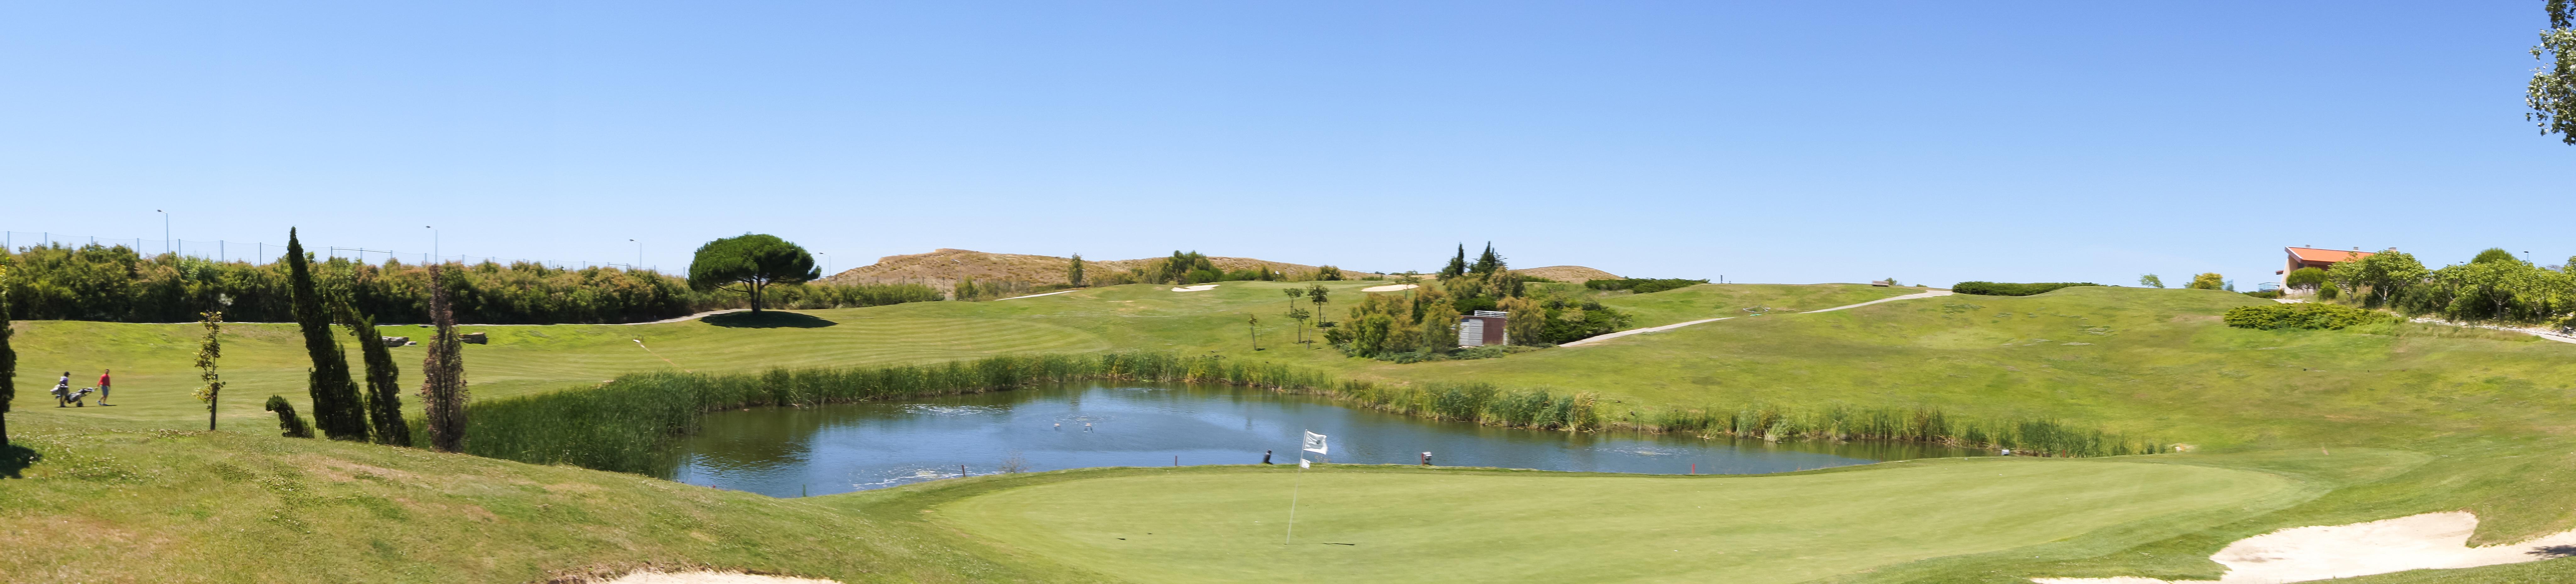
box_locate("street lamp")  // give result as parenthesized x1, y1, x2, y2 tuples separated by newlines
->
(630, 239, 642, 271)
(426, 226, 438, 264)
(156, 209, 169, 256)
(819, 252, 832, 276)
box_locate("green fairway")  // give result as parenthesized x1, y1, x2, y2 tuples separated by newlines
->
(1592, 282, 1927, 327)
(13, 281, 2576, 582)
(8, 281, 1911, 433)
(932, 460, 2295, 583)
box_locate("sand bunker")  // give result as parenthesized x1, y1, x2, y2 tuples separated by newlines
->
(1359, 284, 1418, 292)
(2032, 511, 2576, 583)
(602, 571, 840, 584)
(1170, 284, 1219, 292)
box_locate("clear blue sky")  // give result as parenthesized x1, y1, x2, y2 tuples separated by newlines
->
(5, 2, 2569, 286)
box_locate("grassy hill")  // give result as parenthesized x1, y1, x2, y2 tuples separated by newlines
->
(9, 282, 2576, 581)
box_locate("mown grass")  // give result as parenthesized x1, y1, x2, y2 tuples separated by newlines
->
(11, 282, 2576, 581)
(924, 458, 2296, 584)
(6, 282, 1894, 434)
(0, 415, 1023, 583)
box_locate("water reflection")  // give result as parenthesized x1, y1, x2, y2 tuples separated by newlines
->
(663, 383, 1979, 497)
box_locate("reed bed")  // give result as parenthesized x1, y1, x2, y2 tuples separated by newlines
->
(444, 352, 2162, 474)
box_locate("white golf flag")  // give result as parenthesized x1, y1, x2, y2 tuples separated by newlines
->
(1299, 458, 1310, 469)
(1302, 430, 1328, 455)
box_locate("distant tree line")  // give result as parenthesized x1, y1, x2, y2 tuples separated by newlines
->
(1951, 282, 2101, 296)
(2322, 248, 2576, 329)
(1077, 250, 1349, 287)
(1585, 278, 1708, 295)
(0, 242, 937, 323)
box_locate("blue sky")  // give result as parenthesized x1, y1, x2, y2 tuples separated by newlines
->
(4, 2, 2569, 286)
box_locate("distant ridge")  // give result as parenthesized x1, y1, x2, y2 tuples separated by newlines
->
(820, 248, 1382, 286)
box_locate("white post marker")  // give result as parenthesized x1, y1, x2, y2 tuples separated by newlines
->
(1285, 430, 1327, 544)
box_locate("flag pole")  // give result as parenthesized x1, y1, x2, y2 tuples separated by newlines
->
(1285, 461, 1303, 545)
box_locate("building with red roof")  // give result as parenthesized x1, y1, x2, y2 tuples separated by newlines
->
(2278, 246, 2379, 276)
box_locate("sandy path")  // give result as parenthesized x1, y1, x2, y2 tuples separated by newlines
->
(2031, 511, 2576, 583)
(2407, 317, 2576, 345)
(1000, 289, 1079, 300)
(1360, 283, 1419, 292)
(1800, 289, 1953, 313)
(1559, 317, 1735, 347)
(1562, 289, 1951, 348)
(602, 572, 840, 584)
(1170, 284, 1219, 292)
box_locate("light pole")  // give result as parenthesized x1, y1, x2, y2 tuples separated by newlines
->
(426, 226, 438, 264)
(156, 209, 169, 256)
(630, 239, 641, 271)
(820, 252, 832, 276)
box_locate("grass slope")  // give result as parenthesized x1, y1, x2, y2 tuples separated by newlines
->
(933, 460, 2294, 583)
(9, 282, 1879, 433)
(0, 416, 1015, 583)
(10, 282, 2576, 581)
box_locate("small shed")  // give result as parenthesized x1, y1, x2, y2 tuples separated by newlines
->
(1458, 310, 1508, 347)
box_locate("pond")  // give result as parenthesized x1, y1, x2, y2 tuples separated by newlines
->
(663, 384, 1981, 497)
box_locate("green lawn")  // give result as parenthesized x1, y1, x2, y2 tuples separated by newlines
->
(1592, 282, 1926, 328)
(10, 281, 2576, 582)
(931, 459, 2296, 583)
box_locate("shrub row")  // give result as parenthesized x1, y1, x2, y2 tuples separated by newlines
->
(1631, 404, 2163, 457)
(1950, 281, 2101, 296)
(2221, 302, 2395, 330)
(0, 243, 939, 323)
(1584, 278, 1709, 294)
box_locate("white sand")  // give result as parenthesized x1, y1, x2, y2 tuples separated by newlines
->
(2032, 511, 2576, 584)
(602, 571, 840, 584)
(1359, 284, 1418, 292)
(1170, 284, 1219, 292)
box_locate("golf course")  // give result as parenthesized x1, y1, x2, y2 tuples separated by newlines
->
(8, 277, 2576, 582)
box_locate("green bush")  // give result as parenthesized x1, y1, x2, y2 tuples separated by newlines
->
(1584, 278, 1707, 294)
(0, 243, 936, 324)
(2242, 289, 2283, 299)
(1950, 282, 2101, 296)
(2221, 302, 2394, 330)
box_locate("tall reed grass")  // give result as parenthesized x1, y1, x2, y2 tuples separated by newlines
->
(444, 352, 2162, 474)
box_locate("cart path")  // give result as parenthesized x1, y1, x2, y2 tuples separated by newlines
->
(1561, 289, 1951, 348)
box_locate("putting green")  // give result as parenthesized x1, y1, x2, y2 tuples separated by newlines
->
(936, 459, 2293, 583)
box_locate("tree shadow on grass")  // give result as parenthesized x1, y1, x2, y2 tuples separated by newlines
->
(703, 311, 837, 329)
(0, 443, 41, 479)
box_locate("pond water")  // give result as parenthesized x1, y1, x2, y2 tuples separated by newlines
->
(663, 384, 1981, 497)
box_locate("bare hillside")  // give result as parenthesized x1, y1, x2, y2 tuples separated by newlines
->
(820, 249, 1380, 286)
(1514, 265, 1621, 283)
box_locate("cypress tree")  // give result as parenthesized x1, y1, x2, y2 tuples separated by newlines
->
(1472, 242, 1503, 276)
(1067, 253, 1085, 287)
(1439, 244, 1468, 279)
(0, 266, 15, 448)
(419, 265, 470, 452)
(341, 303, 412, 446)
(285, 229, 368, 441)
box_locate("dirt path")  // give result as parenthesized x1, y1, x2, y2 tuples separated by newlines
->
(1562, 289, 1951, 348)
(1560, 317, 1735, 347)
(1801, 289, 1953, 313)
(2032, 511, 2576, 583)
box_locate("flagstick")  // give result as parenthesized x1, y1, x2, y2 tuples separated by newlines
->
(1284, 462, 1303, 545)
